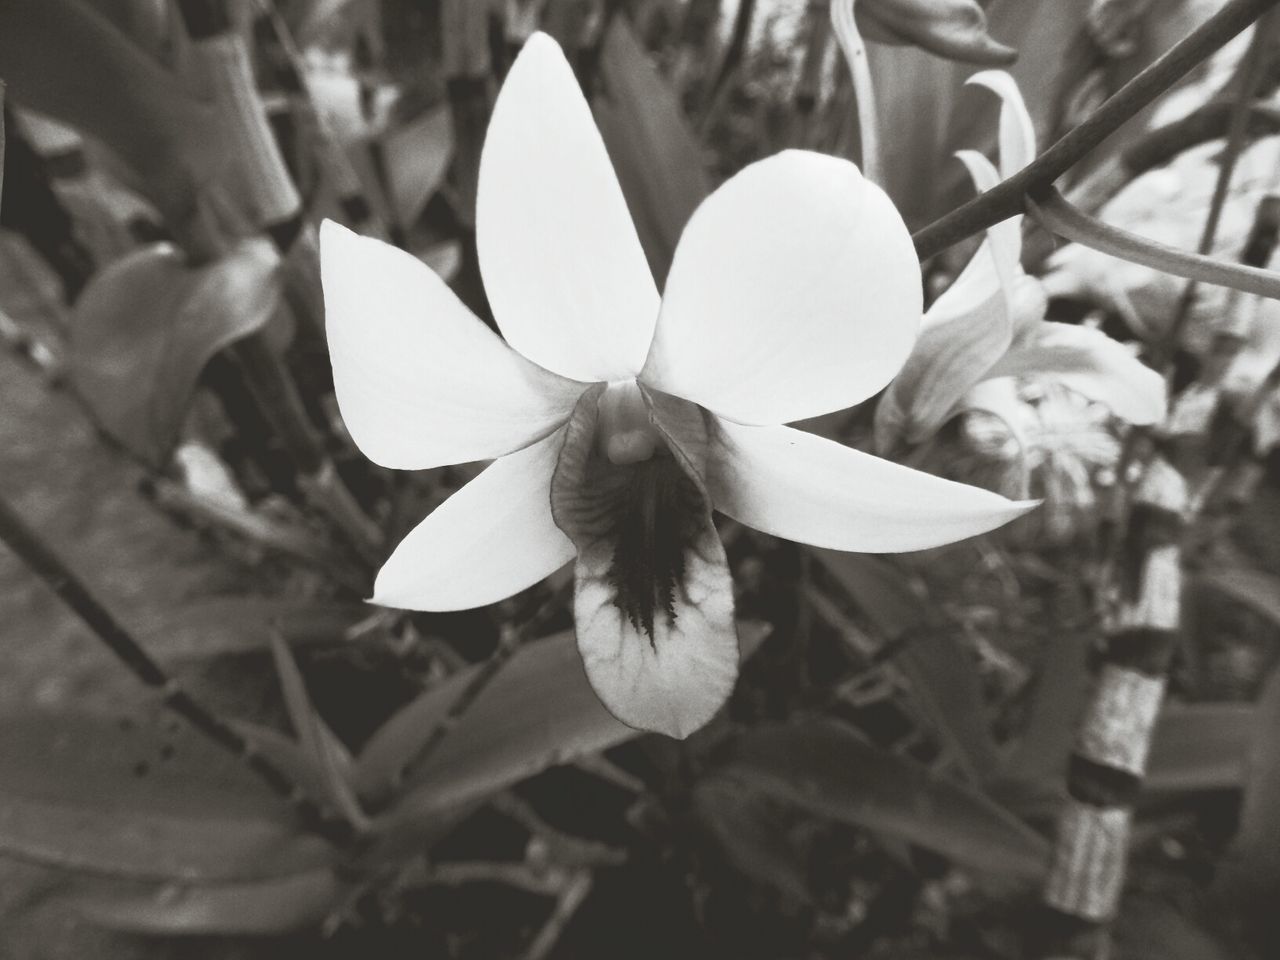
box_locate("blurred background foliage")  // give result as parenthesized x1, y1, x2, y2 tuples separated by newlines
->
(0, 1, 1279, 958)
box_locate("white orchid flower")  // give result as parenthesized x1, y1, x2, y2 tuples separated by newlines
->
(321, 34, 1035, 739)
(875, 70, 1167, 457)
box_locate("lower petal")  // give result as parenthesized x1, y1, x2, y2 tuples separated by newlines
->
(710, 420, 1037, 553)
(981, 322, 1167, 425)
(551, 387, 739, 738)
(373, 430, 575, 611)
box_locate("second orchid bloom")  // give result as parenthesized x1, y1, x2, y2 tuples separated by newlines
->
(321, 33, 1035, 739)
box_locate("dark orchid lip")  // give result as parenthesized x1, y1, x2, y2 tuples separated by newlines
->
(551, 384, 718, 645)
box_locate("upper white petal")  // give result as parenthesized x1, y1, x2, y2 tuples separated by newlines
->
(966, 71, 1036, 178)
(372, 430, 575, 611)
(641, 150, 921, 425)
(476, 32, 659, 382)
(321, 220, 585, 470)
(710, 420, 1037, 552)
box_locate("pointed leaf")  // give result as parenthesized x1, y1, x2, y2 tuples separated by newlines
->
(380, 105, 454, 227)
(592, 16, 712, 283)
(1214, 666, 1280, 938)
(808, 550, 1000, 782)
(0, 710, 336, 881)
(69, 240, 281, 466)
(1146, 702, 1254, 792)
(73, 869, 342, 934)
(1199, 566, 1280, 628)
(0, 0, 223, 227)
(692, 778, 813, 906)
(357, 622, 772, 814)
(718, 720, 1049, 882)
(267, 631, 368, 830)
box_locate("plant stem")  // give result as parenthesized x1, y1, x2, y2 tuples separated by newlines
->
(1032, 187, 1280, 301)
(1161, 10, 1277, 363)
(831, 0, 881, 185)
(912, 0, 1280, 261)
(1038, 452, 1188, 958)
(0, 494, 355, 849)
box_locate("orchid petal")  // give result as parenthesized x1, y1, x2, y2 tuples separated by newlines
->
(980, 322, 1168, 425)
(954, 149, 1020, 281)
(551, 387, 738, 739)
(573, 534, 738, 739)
(642, 150, 921, 426)
(372, 430, 575, 611)
(476, 32, 659, 382)
(873, 154, 1016, 454)
(710, 420, 1037, 552)
(873, 242, 1012, 452)
(966, 70, 1036, 178)
(321, 220, 584, 470)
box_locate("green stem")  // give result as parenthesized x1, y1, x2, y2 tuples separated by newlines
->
(912, 0, 1280, 261)
(831, 0, 881, 186)
(1160, 9, 1278, 362)
(1032, 187, 1280, 301)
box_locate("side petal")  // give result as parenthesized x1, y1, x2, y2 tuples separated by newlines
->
(966, 70, 1036, 178)
(980, 322, 1168, 425)
(476, 32, 659, 382)
(642, 150, 921, 426)
(710, 420, 1037, 552)
(321, 220, 585, 470)
(954, 149, 1020, 282)
(372, 430, 575, 611)
(874, 245, 1012, 452)
(551, 388, 739, 739)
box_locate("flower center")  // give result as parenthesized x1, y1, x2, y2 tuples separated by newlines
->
(596, 379, 660, 465)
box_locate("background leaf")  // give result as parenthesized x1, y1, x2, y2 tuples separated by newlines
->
(1145, 701, 1254, 793)
(68, 239, 281, 465)
(592, 16, 713, 284)
(0, 709, 336, 881)
(71, 868, 343, 935)
(362, 622, 771, 819)
(714, 719, 1050, 883)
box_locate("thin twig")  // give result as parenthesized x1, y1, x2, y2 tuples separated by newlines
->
(0, 494, 355, 849)
(912, 0, 1280, 261)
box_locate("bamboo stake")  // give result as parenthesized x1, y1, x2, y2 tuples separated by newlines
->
(174, 0, 382, 564)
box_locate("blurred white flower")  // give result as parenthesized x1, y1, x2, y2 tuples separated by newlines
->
(321, 33, 1034, 739)
(875, 70, 1167, 458)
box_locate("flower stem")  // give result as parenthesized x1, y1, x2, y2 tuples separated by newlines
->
(0, 493, 356, 850)
(912, 0, 1280, 261)
(1031, 186, 1280, 301)
(831, 0, 881, 186)
(1160, 10, 1277, 363)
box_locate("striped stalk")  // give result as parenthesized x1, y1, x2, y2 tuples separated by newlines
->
(1038, 453, 1188, 957)
(175, 0, 382, 563)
